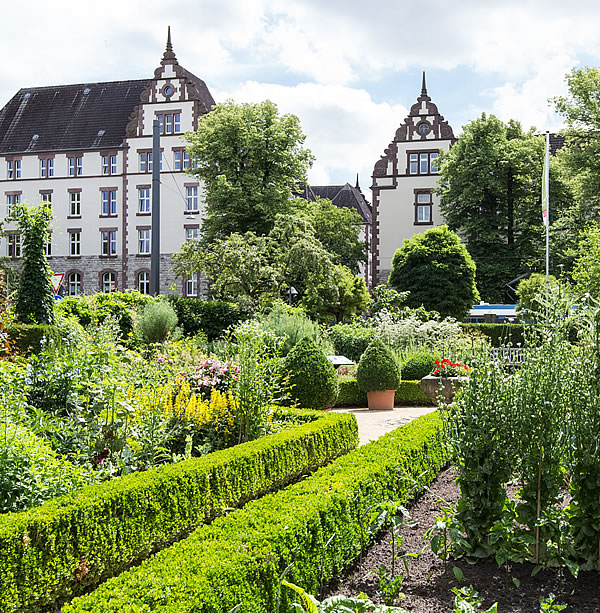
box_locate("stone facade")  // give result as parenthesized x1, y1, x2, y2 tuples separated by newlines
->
(0, 29, 214, 298)
(371, 73, 455, 286)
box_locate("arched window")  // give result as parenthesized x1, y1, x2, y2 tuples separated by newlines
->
(102, 271, 117, 293)
(67, 272, 81, 296)
(138, 271, 150, 295)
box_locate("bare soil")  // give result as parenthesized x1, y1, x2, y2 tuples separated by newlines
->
(325, 468, 600, 612)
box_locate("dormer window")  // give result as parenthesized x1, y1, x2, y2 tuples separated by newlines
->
(156, 112, 181, 135)
(408, 151, 439, 175)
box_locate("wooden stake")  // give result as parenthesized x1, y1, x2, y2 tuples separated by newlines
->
(535, 442, 543, 564)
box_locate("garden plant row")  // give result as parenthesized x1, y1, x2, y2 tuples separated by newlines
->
(65, 411, 447, 612)
(0, 409, 358, 613)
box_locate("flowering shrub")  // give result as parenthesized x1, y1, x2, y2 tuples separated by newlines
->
(179, 358, 240, 399)
(431, 358, 470, 377)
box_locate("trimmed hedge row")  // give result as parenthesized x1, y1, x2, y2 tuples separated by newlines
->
(6, 323, 63, 354)
(335, 379, 434, 407)
(459, 322, 526, 347)
(65, 411, 446, 612)
(0, 409, 358, 613)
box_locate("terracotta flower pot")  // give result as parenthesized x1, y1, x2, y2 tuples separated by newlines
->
(366, 389, 396, 410)
(420, 375, 468, 407)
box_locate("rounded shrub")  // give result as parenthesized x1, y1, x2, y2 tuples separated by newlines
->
(401, 351, 437, 381)
(283, 338, 339, 410)
(135, 300, 178, 344)
(328, 323, 377, 363)
(356, 338, 401, 392)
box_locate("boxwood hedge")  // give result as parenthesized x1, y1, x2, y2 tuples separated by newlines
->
(334, 379, 434, 407)
(65, 411, 446, 613)
(0, 409, 357, 613)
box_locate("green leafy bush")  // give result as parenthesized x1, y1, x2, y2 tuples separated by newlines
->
(167, 296, 249, 339)
(0, 409, 357, 613)
(0, 422, 95, 513)
(284, 338, 339, 410)
(401, 351, 437, 380)
(134, 301, 178, 344)
(357, 338, 401, 392)
(55, 296, 94, 327)
(6, 324, 63, 354)
(64, 412, 445, 613)
(258, 302, 321, 356)
(328, 323, 377, 362)
(458, 323, 526, 347)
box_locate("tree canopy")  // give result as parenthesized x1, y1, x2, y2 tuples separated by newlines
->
(437, 114, 571, 302)
(185, 99, 314, 243)
(388, 225, 479, 320)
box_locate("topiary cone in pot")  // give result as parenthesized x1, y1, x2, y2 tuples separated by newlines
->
(356, 338, 401, 410)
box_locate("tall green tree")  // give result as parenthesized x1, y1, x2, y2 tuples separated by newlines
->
(186, 100, 314, 243)
(12, 203, 55, 324)
(388, 225, 479, 320)
(571, 224, 600, 299)
(291, 197, 366, 274)
(437, 114, 570, 301)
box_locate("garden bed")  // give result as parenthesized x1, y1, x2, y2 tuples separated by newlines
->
(326, 467, 600, 612)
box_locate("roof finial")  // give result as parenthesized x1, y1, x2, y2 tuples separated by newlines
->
(421, 71, 428, 96)
(162, 26, 177, 62)
(355, 173, 360, 189)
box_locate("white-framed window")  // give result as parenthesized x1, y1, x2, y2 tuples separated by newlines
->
(40, 192, 52, 205)
(7, 160, 21, 180)
(7, 233, 20, 258)
(138, 187, 150, 213)
(157, 112, 181, 135)
(101, 190, 117, 216)
(67, 272, 81, 296)
(102, 154, 117, 175)
(138, 229, 151, 254)
(174, 150, 182, 171)
(69, 231, 81, 256)
(101, 230, 117, 256)
(186, 275, 198, 297)
(40, 158, 54, 178)
(186, 227, 199, 241)
(68, 156, 83, 177)
(7, 193, 21, 215)
(408, 151, 439, 175)
(415, 191, 433, 225)
(138, 271, 150, 295)
(69, 192, 81, 217)
(46, 235, 52, 257)
(102, 271, 116, 293)
(186, 186, 199, 212)
(139, 152, 152, 173)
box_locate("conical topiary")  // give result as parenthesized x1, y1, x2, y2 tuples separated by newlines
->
(356, 338, 401, 392)
(284, 338, 339, 410)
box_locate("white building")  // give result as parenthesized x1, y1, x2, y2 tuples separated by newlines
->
(371, 74, 456, 286)
(0, 30, 214, 296)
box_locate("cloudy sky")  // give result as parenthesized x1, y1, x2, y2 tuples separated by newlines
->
(2, 1, 598, 192)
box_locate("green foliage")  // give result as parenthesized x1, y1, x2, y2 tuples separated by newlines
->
(451, 586, 498, 613)
(334, 379, 433, 407)
(329, 323, 377, 362)
(12, 203, 54, 324)
(0, 422, 96, 513)
(357, 338, 401, 392)
(388, 226, 479, 320)
(6, 323, 62, 354)
(571, 224, 600, 298)
(258, 302, 321, 356)
(516, 273, 559, 318)
(370, 285, 410, 317)
(134, 300, 178, 344)
(437, 114, 571, 301)
(401, 351, 437, 381)
(166, 296, 249, 340)
(458, 323, 525, 348)
(302, 264, 370, 323)
(284, 338, 339, 410)
(186, 99, 314, 243)
(55, 296, 94, 327)
(291, 196, 367, 274)
(63, 412, 446, 613)
(0, 409, 358, 613)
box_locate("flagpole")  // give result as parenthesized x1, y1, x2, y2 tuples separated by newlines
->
(543, 131, 550, 283)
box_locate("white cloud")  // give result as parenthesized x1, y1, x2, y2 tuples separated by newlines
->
(215, 81, 407, 190)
